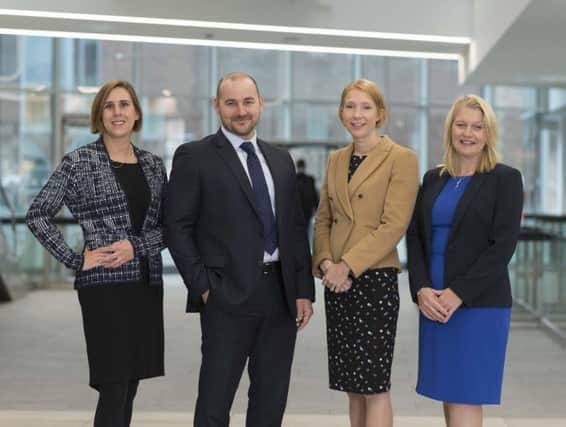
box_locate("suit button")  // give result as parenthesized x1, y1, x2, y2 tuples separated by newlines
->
(257, 260, 263, 266)
(334, 219, 338, 224)
(358, 194, 363, 199)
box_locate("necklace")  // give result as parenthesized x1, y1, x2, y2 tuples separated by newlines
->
(454, 175, 472, 189)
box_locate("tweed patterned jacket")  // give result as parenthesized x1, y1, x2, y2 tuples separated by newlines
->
(26, 137, 167, 288)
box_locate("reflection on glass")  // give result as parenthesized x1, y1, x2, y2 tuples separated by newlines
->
(387, 58, 420, 104)
(217, 48, 287, 99)
(386, 108, 421, 151)
(292, 53, 353, 101)
(428, 60, 480, 105)
(292, 103, 347, 142)
(427, 108, 446, 170)
(494, 86, 536, 109)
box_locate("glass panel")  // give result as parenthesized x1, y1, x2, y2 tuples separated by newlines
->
(60, 39, 101, 88)
(291, 103, 347, 142)
(140, 44, 210, 97)
(386, 107, 421, 151)
(217, 48, 287, 99)
(99, 41, 134, 83)
(0, 91, 52, 215)
(427, 108, 447, 170)
(548, 88, 566, 112)
(0, 92, 22, 217)
(360, 57, 386, 88)
(76, 40, 100, 86)
(141, 97, 209, 166)
(0, 35, 19, 87)
(258, 101, 288, 141)
(292, 53, 353, 101)
(498, 109, 531, 169)
(61, 93, 95, 152)
(386, 58, 420, 104)
(428, 60, 481, 105)
(493, 86, 536, 109)
(497, 108, 538, 212)
(22, 36, 53, 88)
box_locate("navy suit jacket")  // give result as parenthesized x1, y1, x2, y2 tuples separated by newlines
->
(407, 163, 523, 307)
(164, 130, 314, 314)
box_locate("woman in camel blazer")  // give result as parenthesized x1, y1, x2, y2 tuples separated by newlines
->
(312, 79, 419, 427)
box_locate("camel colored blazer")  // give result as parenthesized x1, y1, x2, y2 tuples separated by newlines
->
(312, 135, 419, 278)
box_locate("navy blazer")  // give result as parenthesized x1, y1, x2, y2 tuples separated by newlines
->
(26, 138, 167, 288)
(406, 163, 523, 307)
(164, 130, 314, 314)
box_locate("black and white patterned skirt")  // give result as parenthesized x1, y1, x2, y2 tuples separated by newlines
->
(324, 267, 399, 394)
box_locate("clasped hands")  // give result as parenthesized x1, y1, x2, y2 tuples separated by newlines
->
(320, 259, 352, 293)
(82, 240, 135, 271)
(417, 287, 462, 323)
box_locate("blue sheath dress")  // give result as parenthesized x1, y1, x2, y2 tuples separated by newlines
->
(416, 176, 511, 405)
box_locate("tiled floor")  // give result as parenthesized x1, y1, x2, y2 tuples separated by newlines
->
(1, 273, 565, 426)
(1, 411, 565, 427)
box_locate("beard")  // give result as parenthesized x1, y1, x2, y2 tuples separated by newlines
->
(221, 114, 259, 138)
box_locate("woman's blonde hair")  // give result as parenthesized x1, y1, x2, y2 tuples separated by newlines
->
(440, 94, 499, 176)
(90, 80, 143, 134)
(339, 79, 388, 129)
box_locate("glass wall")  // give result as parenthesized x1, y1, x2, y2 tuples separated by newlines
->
(1, 33, 563, 287)
(1, 35, 550, 214)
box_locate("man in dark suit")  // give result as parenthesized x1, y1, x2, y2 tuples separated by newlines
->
(295, 158, 319, 226)
(164, 72, 315, 427)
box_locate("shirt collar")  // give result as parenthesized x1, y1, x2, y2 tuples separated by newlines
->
(221, 126, 258, 153)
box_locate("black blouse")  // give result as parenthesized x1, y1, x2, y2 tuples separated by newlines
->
(111, 161, 150, 283)
(111, 162, 150, 232)
(348, 154, 367, 182)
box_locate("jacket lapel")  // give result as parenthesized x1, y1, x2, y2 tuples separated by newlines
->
(348, 136, 393, 197)
(135, 147, 160, 229)
(334, 144, 354, 220)
(447, 173, 486, 243)
(214, 130, 261, 219)
(423, 171, 449, 254)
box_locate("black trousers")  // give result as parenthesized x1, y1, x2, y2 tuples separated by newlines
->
(94, 380, 139, 427)
(194, 267, 297, 427)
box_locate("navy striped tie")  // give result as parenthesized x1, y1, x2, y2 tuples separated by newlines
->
(240, 142, 278, 255)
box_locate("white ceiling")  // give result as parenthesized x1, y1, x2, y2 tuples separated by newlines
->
(467, 0, 566, 86)
(0, 0, 565, 87)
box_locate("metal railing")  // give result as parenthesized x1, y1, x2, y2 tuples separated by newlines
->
(0, 217, 81, 300)
(511, 215, 566, 345)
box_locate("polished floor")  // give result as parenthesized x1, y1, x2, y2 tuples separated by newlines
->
(1, 273, 565, 426)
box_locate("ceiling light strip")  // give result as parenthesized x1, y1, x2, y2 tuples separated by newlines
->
(0, 8, 471, 44)
(0, 27, 462, 60)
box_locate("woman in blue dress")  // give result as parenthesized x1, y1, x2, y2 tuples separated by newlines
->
(407, 94, 523, 427)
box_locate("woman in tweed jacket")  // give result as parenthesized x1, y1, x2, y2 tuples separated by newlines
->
(26, 80, 166, 427)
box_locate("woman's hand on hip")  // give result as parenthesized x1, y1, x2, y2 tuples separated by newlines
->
(98, 240, 135, 269)
(82, 247, 113, 271)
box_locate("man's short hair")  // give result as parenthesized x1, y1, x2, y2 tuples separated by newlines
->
(216, 72, 261, 99)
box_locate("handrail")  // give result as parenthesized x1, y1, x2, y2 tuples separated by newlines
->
(524, 213, 566, 222)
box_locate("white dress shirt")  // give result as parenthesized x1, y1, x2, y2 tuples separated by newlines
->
(221, 127, 279, 262)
